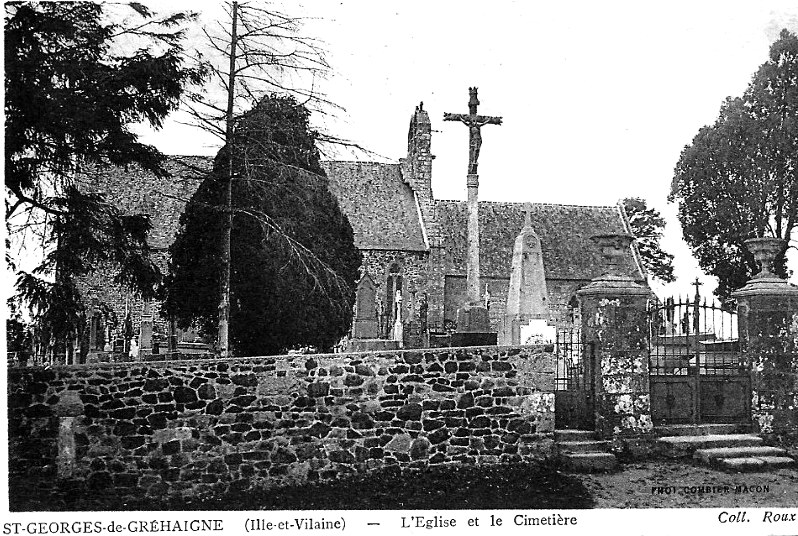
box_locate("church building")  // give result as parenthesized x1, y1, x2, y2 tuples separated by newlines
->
(325, 103, 645, 345)
(75, 103, 645, 359)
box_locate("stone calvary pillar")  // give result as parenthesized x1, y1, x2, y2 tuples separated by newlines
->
(444, 87, 502, 347)
(733, 237, 798, 439)
(501, 203, 549, 345)
(578, 233, 652, 439)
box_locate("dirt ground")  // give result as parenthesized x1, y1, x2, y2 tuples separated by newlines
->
(577, 460, 798, 508)
(10, 459, 798, 510)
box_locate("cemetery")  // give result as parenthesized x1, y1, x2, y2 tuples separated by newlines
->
(6, 3, 798, 511)
(7, 90, 798, 509)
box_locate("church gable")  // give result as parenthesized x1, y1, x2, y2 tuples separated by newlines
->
(323, 161, 427, 252)
(78, 157, 211, 252)
(435, 200, 643, 281)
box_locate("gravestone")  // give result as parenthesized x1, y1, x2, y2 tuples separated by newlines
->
(352, 273, 379, 339)
(348, 274, 401, 352)
(501, 203, 550, 345)
(139, 300, 153, 359)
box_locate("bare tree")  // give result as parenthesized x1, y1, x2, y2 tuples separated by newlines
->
(180, 1, 361, 356)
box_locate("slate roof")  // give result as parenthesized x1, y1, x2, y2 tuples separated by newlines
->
(78, 157, 211, 250)
(323, 161, 427, 252)
(79, 157, 641, 283)
(80, 158, 429, 253)
(435, 200, 644, 281)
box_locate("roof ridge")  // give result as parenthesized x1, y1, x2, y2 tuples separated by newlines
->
(435, 199, 618, 209)
(321, 160, 398, 165)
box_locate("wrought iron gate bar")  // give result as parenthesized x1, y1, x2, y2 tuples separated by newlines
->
(554, 328, 583, 392)
(648, 294, 750, 425)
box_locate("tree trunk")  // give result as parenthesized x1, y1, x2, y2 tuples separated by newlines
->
(217, 1, 238, 358)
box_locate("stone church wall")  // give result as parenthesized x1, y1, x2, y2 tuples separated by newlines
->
(546, 280, 591, 329)
(75, 252, 171, 348)
(359, 249, 430, 322)
(423, 246, 448, 329)
(73, 159, 209, 358)
(8, 345, 555, 501)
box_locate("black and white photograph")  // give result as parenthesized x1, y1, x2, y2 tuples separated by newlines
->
(4, 0, 798, 532)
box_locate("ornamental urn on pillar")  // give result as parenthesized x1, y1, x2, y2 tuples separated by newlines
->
(747, 237, 785, 277)
(732, 237, 798, 437)
(579, 233, 647, 294)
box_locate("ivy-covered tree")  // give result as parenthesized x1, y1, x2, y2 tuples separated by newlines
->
(162, 95, 361, 356)
(670, 30, 798, 300)
(623, 198, 675, 284)
(5, 2, 203, 361)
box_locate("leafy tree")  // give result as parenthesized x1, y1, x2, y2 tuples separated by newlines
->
(162, 95, 361, 356)
(5, 2, 203, 362)
(623, 198, 675, 284)
(670, 30, 798, 300)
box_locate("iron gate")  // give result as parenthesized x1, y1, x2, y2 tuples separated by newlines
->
(648, 295, 750, 425)
(554, 329, 595, 429)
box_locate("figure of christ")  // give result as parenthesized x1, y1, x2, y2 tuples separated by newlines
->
(443, 87, 503, 175)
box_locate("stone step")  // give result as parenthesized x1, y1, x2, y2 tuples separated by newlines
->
(560, 452, 618, 473)
(655, 424, 747, 437)
(557, 440, 612, 453)
(658, 434, 763, 457)
(554, 429, 596, 442)
(717, 456, 795, 472)
(694, 445, 788, 463)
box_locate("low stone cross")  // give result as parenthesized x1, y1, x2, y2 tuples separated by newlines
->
(523, 202, 533, 228)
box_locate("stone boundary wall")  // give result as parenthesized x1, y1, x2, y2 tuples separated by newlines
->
(8, 345, 555, 501)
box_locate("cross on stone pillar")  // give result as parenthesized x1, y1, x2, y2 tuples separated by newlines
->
(692, 277, 703, 301)
(692, 276, 703, 334)
(444, 87, 502, 304)
(523, 202, 533, 228)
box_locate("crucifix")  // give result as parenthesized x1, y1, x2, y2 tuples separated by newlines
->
(691, 276, 703, 335)
(444, 87, 503, 175)
(691, 277, 703, 302)
(444, 87, 503, 305)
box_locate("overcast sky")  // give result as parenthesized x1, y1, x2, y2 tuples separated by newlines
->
(136, 0, 798, 299)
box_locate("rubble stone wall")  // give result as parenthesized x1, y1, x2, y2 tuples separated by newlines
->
(8, 345, 555, 501)
(739, 293, 798, 438)
(579, 294, 652, 440)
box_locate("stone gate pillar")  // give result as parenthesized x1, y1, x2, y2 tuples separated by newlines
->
(578, 234, 652, 440)
(733, 238, 798, 439)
